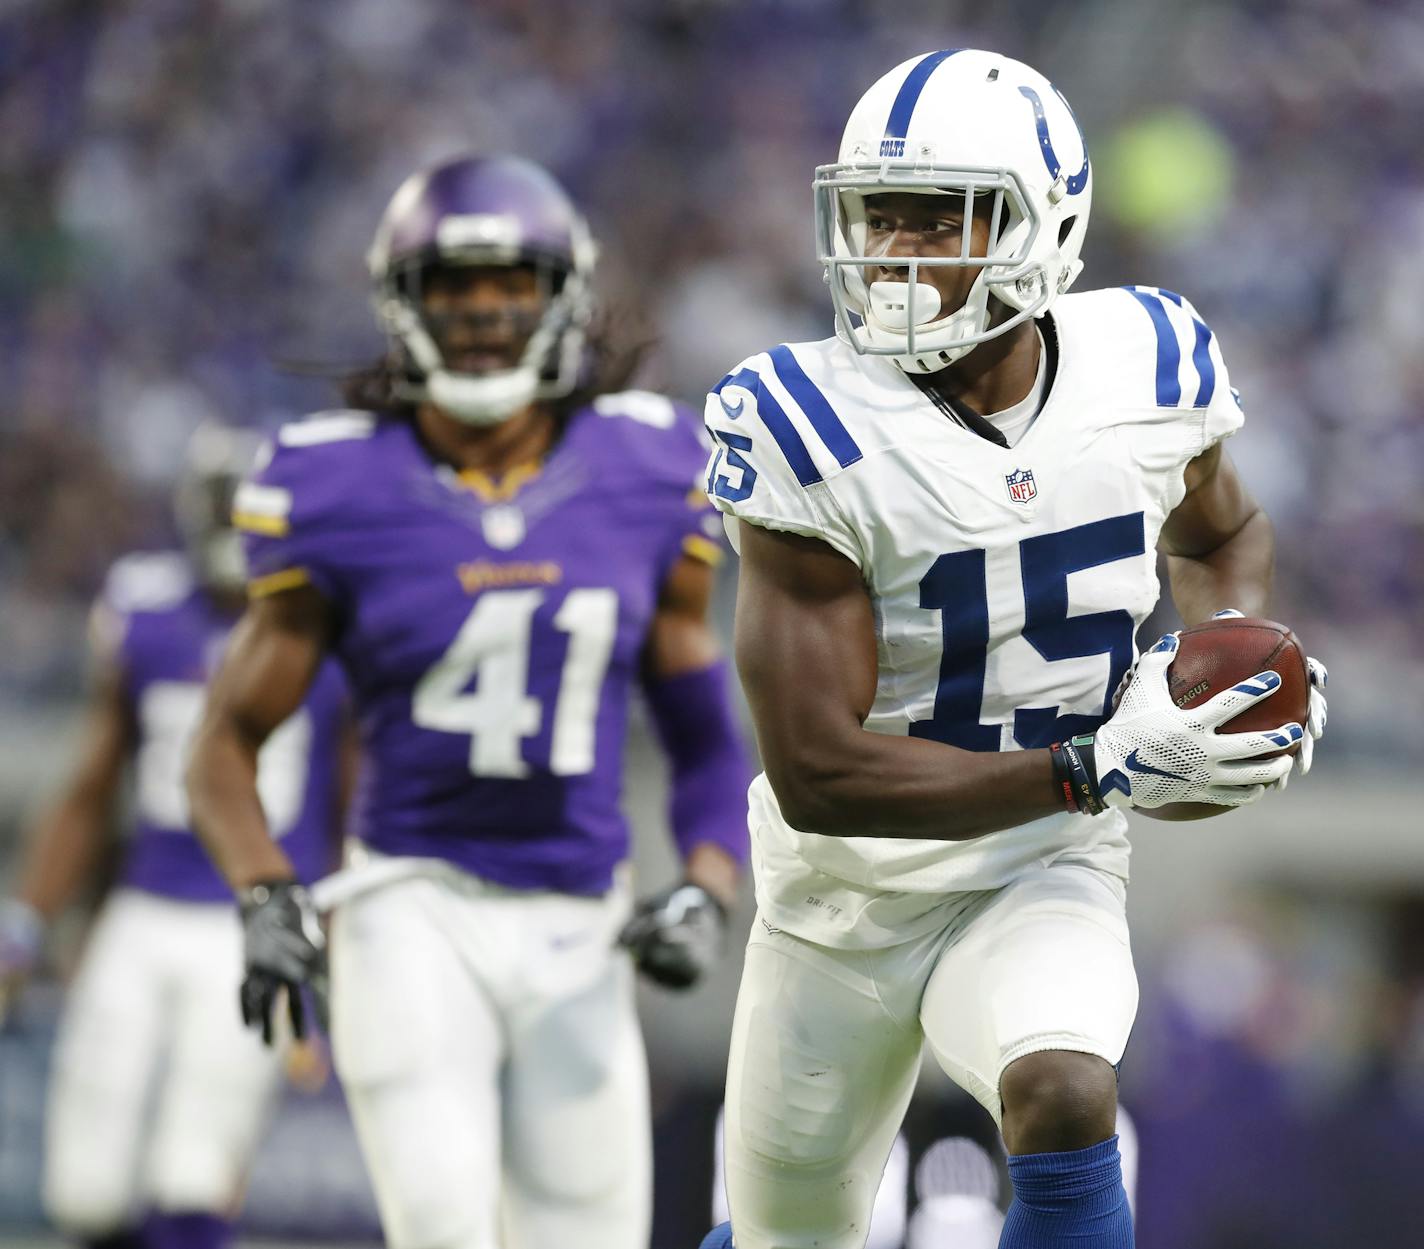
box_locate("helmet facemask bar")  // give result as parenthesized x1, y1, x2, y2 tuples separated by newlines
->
(814, 161, 1050, 369)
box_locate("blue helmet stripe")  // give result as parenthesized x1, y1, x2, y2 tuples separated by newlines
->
(1125, 288, 1182, 407)
(881, 49, 961, 156)
(768, 346, 863, 470)
(714, 367, 822, 486)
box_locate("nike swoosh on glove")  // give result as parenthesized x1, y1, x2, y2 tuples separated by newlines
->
(1093, 633, 1301, 810)
(240, 880, 328, 1046)
(618, 882, 726, 990)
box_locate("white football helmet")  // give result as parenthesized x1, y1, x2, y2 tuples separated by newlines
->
(815, 49, 1092, 372)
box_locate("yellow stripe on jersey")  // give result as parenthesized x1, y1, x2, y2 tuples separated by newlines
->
(232, 510, 290, 537)
(682, 534, 724, 567)
(248, 567, 311, 598)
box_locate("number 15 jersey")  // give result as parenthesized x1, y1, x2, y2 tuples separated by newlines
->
(705, 286, 1245, 947)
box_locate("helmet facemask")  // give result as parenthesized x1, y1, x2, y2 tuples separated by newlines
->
(372, 220, 595, 426)
(816, 159, 1058, 373)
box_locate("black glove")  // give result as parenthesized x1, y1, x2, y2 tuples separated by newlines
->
(618, 882, 727, 990)
(239, 879, 328, 1045)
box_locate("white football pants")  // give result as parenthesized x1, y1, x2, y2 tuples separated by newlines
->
(328, 860, 650, 1249)
(43, 889, 284, 1235)
(723, 861, 1138, 1249)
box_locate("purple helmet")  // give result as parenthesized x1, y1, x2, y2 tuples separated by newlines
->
(367, 155, 597, 425)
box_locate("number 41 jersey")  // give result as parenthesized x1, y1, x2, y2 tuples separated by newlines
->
(705, 286, 1245, 947)
(238, 394, 720, 897)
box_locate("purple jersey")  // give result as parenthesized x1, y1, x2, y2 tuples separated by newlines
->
(236, 394, 722, 895)
(98, 552, 347, 902)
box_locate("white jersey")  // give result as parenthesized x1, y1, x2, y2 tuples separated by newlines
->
(704, 285, 1245, 947)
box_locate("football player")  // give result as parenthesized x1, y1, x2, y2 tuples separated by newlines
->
(185, 155, 750, 1249)
(0, 425, 347, 1249)
(698, 50, 1327, 1249)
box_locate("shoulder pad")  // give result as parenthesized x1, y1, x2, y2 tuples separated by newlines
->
(710, 343, 864, 487)
(103, 552, 193, 615)
(239, 410, 392, 538)
(586, 390, 709, 488)
(591, 390, 680, 430)
(277, 410, 377, 447)
(1118, 286, 1221, 410)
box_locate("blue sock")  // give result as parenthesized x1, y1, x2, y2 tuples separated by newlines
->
(698, 1221, 734, 1249)
(1000, 1136, 1133, 1248)
(142, 1212, 232, 1249)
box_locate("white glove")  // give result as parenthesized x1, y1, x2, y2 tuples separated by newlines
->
(1297, 656, 1328, 777)
(1109, 610, 1245, 714)
(1092, 633, 1302, 810)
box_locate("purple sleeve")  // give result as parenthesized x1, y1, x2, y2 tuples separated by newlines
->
(642, 660, 752, 865)
(232, 422, 368, 606)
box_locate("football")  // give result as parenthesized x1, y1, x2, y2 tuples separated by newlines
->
(1138, 616, 1309, 821)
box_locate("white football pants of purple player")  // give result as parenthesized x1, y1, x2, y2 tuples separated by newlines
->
(327, 851, 650, 1249)
(721, 861, 1138, 1249)
(43, 890, 285, 1236)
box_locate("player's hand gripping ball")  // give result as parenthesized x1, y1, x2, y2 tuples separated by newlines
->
(1141, 614, 1313, 820)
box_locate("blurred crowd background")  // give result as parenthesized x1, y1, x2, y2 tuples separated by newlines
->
(2, 0, 1422, 1246)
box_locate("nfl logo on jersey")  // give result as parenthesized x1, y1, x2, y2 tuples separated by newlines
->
(1005, 467, 1037, 505)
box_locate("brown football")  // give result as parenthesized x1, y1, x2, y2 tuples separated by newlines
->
(1138, 616, 1309, 821)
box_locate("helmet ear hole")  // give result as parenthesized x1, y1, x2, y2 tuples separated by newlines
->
(1057, 216, 1078, 248)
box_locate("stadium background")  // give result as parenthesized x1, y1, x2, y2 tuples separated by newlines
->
(2, 0, 1421, 1245)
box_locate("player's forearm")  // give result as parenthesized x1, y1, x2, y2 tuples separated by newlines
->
(186, 720, 295, 892)
(683, 842, 741, 909)
(16, 793, 114, 920)
(1166, 508, 1274, 624)
(766, 730, 1063, 840)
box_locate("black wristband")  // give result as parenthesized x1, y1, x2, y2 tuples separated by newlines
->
(1050, 735, 1105, 816)
(1049, 741, 1081, 813)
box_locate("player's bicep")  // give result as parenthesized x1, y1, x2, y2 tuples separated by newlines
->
(1159, 443, 1261, 558)
(644, 553, 722, 680)
(203, 586, 334, 749)
(733, 521, 877, 786)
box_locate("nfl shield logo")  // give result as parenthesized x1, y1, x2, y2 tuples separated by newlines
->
(1005, 467, 1037, 505)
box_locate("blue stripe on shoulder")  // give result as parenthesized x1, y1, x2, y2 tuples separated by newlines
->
(1144, 288, 1217, 408)
(768, 346, 863, 470)
(1188, 318, 1216, 408)
(1125, 287, 1181, 407)
(714, 367, 822, 487)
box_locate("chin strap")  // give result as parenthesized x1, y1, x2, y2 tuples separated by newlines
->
(423, 367, 541, 425)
